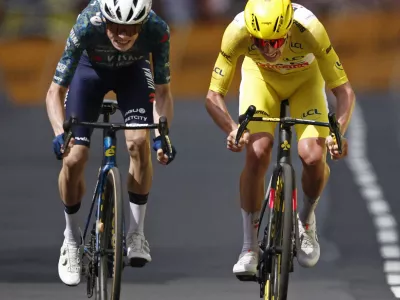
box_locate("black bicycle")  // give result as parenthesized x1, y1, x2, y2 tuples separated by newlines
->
(62, 99, 174, 300)
(234, 100, 342, 300)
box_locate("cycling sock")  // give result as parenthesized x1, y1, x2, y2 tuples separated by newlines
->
(241, 208, 260, 253)
(300, 194, 319, 225)
(128, 192, 149, 234)
(64, 202, 81, 245)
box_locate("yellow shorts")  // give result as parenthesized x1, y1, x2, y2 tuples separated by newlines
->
(238, 58, 330, 141)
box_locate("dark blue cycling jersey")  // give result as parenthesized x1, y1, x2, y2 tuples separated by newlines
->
(53, 0, 170, 88)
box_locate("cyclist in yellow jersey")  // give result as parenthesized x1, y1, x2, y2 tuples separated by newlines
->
(205, 0, 355, 277)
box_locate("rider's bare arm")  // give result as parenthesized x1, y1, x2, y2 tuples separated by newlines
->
(206, 90, 238, 135)
(153, 83, 173, 137)
(46, 81, 68, 136)
(331, 82, 355, 135)
(308, 17, 355, 135)
(206, 17, 248, 135)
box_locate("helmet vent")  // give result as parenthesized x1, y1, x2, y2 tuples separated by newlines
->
(127, 7, 134, 20)
(133, 0, 138, 6)
(135, 7, 146, 21)
(105, 4, 113, 18)
(285, 4, 292, 29)
(251, 14, 261, 31)
(273, 16, 279, 32)
(116, 7, 122, 19)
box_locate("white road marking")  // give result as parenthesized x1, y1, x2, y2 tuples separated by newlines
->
(346, 103, 400, 298)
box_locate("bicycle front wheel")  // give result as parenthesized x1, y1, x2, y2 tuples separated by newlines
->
(98, 167, 124, 300)
(265, 164, 294, 300)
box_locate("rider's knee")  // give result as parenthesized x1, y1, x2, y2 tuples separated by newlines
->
(63, 145, 89, 172)
(298, 138, 326, 166)
(246, 133, 273, 171)
(126, 130, 149, 159)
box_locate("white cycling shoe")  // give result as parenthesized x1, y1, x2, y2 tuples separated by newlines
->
(233, 250, 259, 276)
(126, 231, 152, 267)
(297, 214, 320, 268)
(58, 236, 83, 286)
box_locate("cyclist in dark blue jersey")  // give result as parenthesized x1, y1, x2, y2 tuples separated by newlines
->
(45, 0, 176, 286)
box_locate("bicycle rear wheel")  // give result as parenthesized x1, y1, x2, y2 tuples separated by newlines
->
(98, 167, 124, 300)
(264, 165, 294, 300)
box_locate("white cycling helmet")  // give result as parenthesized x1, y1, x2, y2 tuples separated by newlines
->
(100, 0, 152, 25)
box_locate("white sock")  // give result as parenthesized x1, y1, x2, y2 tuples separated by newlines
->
(128, 203, 147, 234)
(64, 211, 81, 245)
(241, 209, 260, 253)
(300, 193, 319, 224)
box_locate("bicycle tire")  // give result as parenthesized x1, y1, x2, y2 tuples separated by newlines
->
(265, 165, 294, 300)
(98, 167, 124, 300)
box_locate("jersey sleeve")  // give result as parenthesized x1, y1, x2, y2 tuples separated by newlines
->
(52, 14, 90, 87)
(308, 19, 348, 90)
(209, 17, 248, 96)
(151, 19, 171, 85)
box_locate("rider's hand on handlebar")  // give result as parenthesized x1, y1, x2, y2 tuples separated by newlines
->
(52, 133, 75, 160)
(227, 128, 250, 152)
(152, 136, 177, 165)
(326, 134, 348, 160)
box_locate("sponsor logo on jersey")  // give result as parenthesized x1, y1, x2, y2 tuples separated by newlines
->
(335, 61, 344, 70)
(293, 20, 307, 33)
(56, 63, 67, 73)
(75, 137, 90, 143)
(220, 51, 232, 61)
(213, 67, 224, 77)
(302, 108, 321, 119)
(125, 115, 148, 123)
(142, 68, 156, 90)
(256, 110, 269, 116)
(257, 62, 309, 70)
(69, 29, 80, 47)
(125, 108, 146, 115)
(283, 56, 305, 62)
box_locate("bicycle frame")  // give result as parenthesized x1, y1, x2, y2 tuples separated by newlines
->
(263, 100, 299, 260)
(82, 110, 122, 257)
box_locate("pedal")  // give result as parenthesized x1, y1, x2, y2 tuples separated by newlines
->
(236, 274, 257, 282)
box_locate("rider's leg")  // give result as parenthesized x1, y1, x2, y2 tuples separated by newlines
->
(58, 56, 109, 286)
(296, 137, 328, 267)
(289, 70, 330, 268)
(233, 66, 280, 276)
(115, 58, 155, 266)
(124, 129, 153, 266)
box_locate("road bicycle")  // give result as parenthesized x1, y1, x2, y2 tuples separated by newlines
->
(234, 100, 342, 300)
(62, 99, 174, 300)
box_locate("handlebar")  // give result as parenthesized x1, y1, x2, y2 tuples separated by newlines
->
(235, 105, 343, 155)
(62, 116, 175, 159)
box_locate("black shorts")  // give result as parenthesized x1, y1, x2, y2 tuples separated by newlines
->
(65, 55, 155, 147)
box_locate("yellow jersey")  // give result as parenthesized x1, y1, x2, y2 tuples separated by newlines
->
(209, 3, 348, 97)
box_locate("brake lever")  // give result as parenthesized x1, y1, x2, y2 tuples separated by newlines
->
(235, 105, 256, 145)
(62, 116, 76, 152)
(158, 116, 174, 160)
(328, 112, 342, 155)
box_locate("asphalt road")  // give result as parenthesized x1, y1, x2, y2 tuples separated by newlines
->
(0, 94, 397, 300)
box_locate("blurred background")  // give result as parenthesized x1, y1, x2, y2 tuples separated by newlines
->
(1, 1, 400, 300)
(0, 0, 399, 104)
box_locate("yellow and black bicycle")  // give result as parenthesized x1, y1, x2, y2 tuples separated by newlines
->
(235, 100, 342, 300)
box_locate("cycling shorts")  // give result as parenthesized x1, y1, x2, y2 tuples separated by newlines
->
(238, 57, 330, 141)
(65, 55, 155, 147)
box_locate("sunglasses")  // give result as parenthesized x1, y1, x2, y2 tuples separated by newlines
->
(253, 36, 287, 49)
(106, 20, 143, 36)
